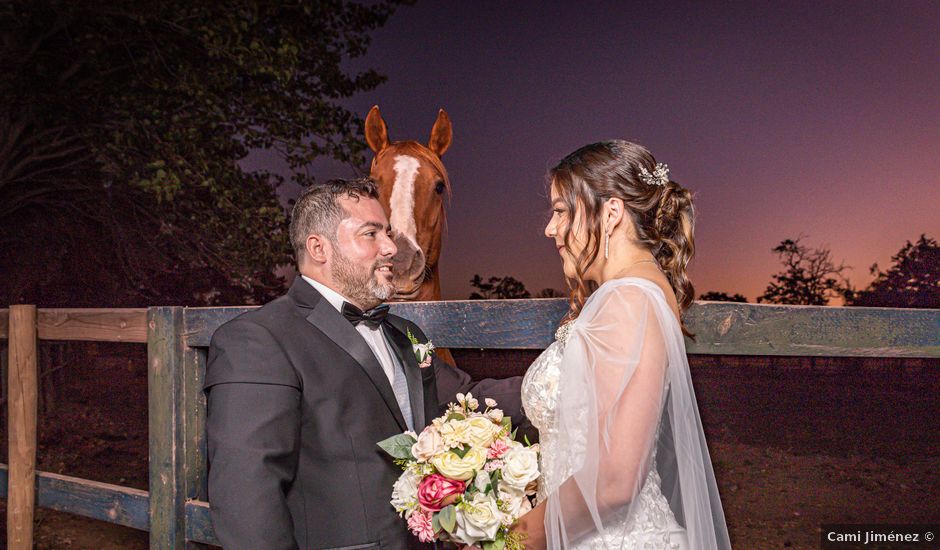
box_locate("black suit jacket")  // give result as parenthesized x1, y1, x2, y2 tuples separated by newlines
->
(205, 279, 527, 550)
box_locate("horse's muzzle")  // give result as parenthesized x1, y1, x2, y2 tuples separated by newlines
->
(391, 232, 427, 297)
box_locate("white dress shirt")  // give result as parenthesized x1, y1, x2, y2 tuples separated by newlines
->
(301, 275, 400, 387)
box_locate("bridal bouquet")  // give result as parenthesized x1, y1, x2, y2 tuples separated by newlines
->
(377, 393, 539, 549)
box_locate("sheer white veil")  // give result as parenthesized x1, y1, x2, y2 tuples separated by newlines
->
(543, 278, 730, 549)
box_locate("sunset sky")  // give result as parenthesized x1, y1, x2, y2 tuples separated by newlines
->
(247, 1, 940, 300)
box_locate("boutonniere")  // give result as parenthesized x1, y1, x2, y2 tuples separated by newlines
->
(406, 328, 435, 369)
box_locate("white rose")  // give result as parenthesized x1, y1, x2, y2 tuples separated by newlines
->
(454, 493, 503, 544)
(501, 447, 540, 489)
(411, 426, 445, 462)
(465, 416, 500, 448)
(390, 469, 422, 517)
(497, 485, 532, 520)
(431, 447, 487, 481)
(413, 342, 434, 362)
(485, 408, 504, 423)
(473, 469, 492, 493)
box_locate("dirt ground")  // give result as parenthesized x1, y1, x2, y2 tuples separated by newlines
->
(1, 346, 938, 549)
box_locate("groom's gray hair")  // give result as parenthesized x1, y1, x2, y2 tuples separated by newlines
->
(289, 178, 380, 263)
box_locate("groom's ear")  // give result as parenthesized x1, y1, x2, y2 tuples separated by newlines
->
(305, 234, 330, 265)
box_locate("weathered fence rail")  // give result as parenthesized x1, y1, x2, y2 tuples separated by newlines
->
(0, 308, 147, 343)
(2, 300, 939, 548)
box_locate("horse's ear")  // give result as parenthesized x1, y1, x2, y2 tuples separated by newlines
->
(365, 105, 389, 153)
(428, 108, 452, 157)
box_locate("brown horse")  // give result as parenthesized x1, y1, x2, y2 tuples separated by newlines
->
(365, 105, 452, 302)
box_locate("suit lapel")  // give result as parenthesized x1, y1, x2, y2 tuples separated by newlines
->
(291, 280, 407, 431)
(384, 322, 427, 431)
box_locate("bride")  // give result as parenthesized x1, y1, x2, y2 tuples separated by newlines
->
(513, 141, 731, 548)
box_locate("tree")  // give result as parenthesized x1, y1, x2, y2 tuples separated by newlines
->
(847, 235, 939, 308)
(469, 275, 531, 300)
(699, 291, 748, 303)
(536, 288, 566, 298)
(758, 237, 850, 305)
(0, 1, 408, 306)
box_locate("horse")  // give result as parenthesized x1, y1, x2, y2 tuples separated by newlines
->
(366, 106, 455, 365)
(365, 105, 451, 303)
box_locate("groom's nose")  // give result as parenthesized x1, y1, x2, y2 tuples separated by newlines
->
(378, 231, 397, 257)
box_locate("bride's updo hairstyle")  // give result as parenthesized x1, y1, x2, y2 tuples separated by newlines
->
(550, 140, 696, 335)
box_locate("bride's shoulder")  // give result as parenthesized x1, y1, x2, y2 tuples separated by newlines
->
(593, 277, 665, 304)
(588, 277, 683, 329)
(576, 278, 659, 324)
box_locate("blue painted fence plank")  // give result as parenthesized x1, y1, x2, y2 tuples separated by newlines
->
(0, 464, 149, 531)
(183, 301, 940, 357)
(185, 500, 219, 545)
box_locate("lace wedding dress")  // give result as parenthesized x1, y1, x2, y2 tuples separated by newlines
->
(521, 278, 730, 549)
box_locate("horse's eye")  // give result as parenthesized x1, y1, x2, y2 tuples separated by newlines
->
(435, 181, 446, 194)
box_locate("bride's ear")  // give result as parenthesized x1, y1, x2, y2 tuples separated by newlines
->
(604, 198, 625, 234)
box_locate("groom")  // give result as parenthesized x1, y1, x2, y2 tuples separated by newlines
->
(205, 178, 526, 550)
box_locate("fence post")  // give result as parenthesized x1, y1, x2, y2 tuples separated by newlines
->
(7, 305, 38, 550)
(1, 340, 8, 435)
(181, 342, 209, 548)
(148, 307, 186, 549)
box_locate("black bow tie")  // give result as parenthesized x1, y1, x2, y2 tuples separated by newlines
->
(342, 302, 390, 329)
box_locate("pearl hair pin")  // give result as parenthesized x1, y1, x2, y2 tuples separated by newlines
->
(639, 163, 669, 186)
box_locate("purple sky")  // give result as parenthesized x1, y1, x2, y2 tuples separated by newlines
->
(248, 1, 940, 301)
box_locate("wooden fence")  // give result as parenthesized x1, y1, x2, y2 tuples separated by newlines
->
(1, 301, 939, 548)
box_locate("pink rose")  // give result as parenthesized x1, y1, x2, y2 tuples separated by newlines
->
(419, 357, 433, 369)
(416, 473, 466, 512)
(407, 508, 436, 543)
(487, 438, 511, 459)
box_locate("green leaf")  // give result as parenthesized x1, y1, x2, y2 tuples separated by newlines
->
(431, 513, 441, 534)
(501, 416, 512, 431)
(438, 505, 457, 533)
(484, 538, 506, 550)
(452, 445, 469, 459)
(489, 470, 500, 492)
(446, 412, 466, 422)
(376, 433, 417, 460)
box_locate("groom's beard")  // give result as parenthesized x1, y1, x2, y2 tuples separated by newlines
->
(331, 247, 395, 309)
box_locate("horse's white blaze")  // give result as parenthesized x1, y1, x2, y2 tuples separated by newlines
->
(390, 155, 420, 247)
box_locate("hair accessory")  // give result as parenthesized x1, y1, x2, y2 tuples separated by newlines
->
(638, 163, 669, 186)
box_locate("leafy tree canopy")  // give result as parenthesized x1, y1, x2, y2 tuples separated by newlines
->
(699, 291, 748, 303)
(0, 0, 408, 305)
(536, 287, 566, 298)
(758, 237, 850, 305)
(847, 234, 939, 308)
(469, 274, 532, 300)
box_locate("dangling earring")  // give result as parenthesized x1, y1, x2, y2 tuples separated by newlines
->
(604, 230, 610, 259)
